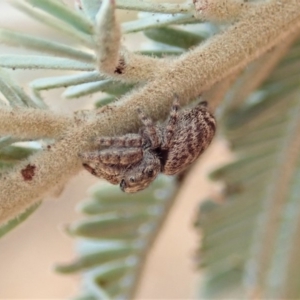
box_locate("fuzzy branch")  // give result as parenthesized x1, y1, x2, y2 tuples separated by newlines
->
(0, 107, 73, 139)
(95, 0, 171, 82)
(95, 0, 121, 74)
(0, 0, 300, 224)
(112, 49, 172, 82)
(193, 0, 247, 21)
(118, 0, 300, 117)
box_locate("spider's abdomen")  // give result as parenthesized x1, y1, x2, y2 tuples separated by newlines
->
(162, 105, 216, 175)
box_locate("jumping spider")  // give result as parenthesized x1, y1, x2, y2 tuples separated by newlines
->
(79, 96, 216, 193)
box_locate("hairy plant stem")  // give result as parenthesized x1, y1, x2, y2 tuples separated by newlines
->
(95, 0, 172, 82)
(0, 0, 300, 225)
(0, 107, 73, 139)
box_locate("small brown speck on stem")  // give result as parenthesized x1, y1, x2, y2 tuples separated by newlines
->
(114, 58, 126, 74)
(21, 164, 36, 181)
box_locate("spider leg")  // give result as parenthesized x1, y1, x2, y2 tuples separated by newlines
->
(161, 95, 180, 149)
(79, 151, 100, 164)
(98, 148, 143, 165)
(97, 134, 142, 148)
(82, 163, 119, 185)
(79, 148, 143, 166)
(137, 108, 161, 149)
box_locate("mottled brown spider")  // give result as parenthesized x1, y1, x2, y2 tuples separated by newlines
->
(79, 96, 216, 193)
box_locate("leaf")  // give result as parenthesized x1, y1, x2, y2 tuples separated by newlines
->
(0, 29, 95, 63)
(197, 37, 300, 299)
(0, 137, 21, 149)
(0, 146, 38, 161)
(144, 27, 205, 49)
(5, 0, 200, 104)
(79, 0, 101, 20)
(0, 202, 41, 239)
(0, 68, 41, 108)
(63, 79, 134, 99)
(138, 49, 183, 57)
(0, 55, 95, 71)
(55, 242, 135, 273)
(122, 13, 196, 33)
(24, 0, 93, 35)
(94, 95, 116, 108)
(30, 71, 103, 91)
(0, 74, 24, 107)
(56, 176, 178, 299)
(112, 0, 193, 13)
(12, 0, 94, 45)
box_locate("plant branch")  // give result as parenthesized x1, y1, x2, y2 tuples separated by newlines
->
(95, 0, 121, 75)
(0, 107, 142, 224)
(193, 0, 250, 21)
(0, 107, 73, 139)
(95, 0, 171, 82)
(118, 0, 300, 117)
(0, 0, 300, 225)
(111, 49, 172, 83)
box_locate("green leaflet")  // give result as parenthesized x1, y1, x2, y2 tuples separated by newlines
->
(80, 0, 193, 17)
(0, 202, 41, 239)
(30, 72, 103, 91)
(79, 0, 101, 20)
(12, 0, 94, 45)
(24, 0, 93, 35)
(4, 0, 207, 107)
(144, 27, 205, 49)
(0, 55, 95, 71)
(0, 68, 42, 108)
(63, 80, 134, 99)
(55, 243, 136, 273)
(5, 0, 206, 106)
(122, 13, 196, 33)
(0, 146, 38, 161)
(94, 96, 116, 108)
(138, 49, 183, 57)
(0, 76, 24, 107)
(56, 176, 177, 299)
(118, 0, 192, 13)
(0, 29, 94, 63)
(197, 37, 300, 299)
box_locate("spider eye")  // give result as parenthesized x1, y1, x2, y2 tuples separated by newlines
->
(120, 179, 126, 191)
(129, 177, 135, 183)
(147, 169, 154, 177)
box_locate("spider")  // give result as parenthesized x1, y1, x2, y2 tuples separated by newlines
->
(79, 96, 216, 193)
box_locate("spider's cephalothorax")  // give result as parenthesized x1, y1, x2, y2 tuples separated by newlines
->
(79, 96, 216, 193)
